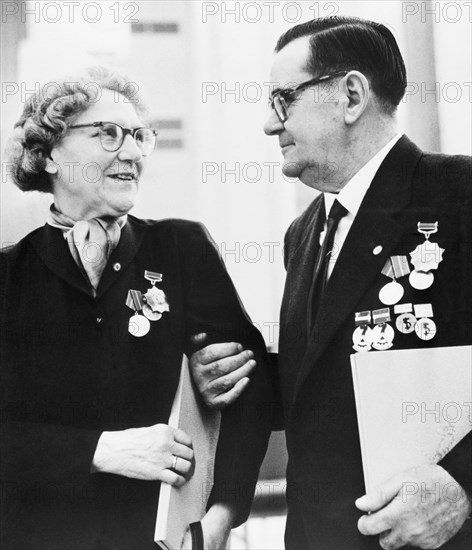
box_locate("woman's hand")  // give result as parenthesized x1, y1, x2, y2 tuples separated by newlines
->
(181, 503, 237, 550)
(91, 424, 194, 485)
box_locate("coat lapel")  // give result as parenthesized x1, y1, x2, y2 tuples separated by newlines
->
(292, 136, 423, 402)
(97, 216, 147, 297)
(29, 216, 148, 299)
(30, 224, 93, 296)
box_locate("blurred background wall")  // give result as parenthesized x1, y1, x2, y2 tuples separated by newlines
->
(1, 2, 471, 547)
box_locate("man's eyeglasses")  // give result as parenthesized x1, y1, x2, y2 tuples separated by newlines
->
(268, 71, 348, 123)
(69, 121, 159, 156)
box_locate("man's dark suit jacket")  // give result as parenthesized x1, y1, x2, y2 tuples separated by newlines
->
(278, 136, 471, 549)
(0, 217, 272, 549)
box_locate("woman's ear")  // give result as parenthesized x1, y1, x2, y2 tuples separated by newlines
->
(341, 71, 370, 125)
(45, 157, 58, 174)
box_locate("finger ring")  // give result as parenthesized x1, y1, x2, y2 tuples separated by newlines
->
(172, 455, 178, 471)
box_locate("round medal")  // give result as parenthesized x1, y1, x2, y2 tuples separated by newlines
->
(128, 314, 151, 337)
(352, 326, 373, 352)
(379, 281, 404, 306)
(395, 313, 417, 334)
(409, 270, 434, 290)
(415, 318, 437, 341)
(143, 304, 162, 321)
(372, 323, 395, 351)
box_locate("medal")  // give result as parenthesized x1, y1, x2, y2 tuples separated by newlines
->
(143, 270, 170, 320)
(409, 270, 434, 290)
(409, 222, 444, 291)
(394, 303, 417, 334)
(352, 311, 373, 352)
(379, 256, 410, 305)
(414, 303, 437, 341)
(372, 308, 394, 350)
(126, 289, 150, 337)
(129, 313, 151, 337)
(143, 304, 162, 321)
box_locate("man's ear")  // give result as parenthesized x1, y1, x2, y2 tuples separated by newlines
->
(341, 71, 370, 125)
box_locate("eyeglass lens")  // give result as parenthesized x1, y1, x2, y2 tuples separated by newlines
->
(100, 123, 156, 155)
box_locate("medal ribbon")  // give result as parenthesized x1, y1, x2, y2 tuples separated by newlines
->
(417, 222, 438, 240)
(354, 311, 371, 326)
(381, 256, 411, 279)
(144, 270, 163, 285)
(126, 289, 144, 312)
(373, 307, 391, 325)
(414, 303, 434, 318)
(394, 303, 413, 314)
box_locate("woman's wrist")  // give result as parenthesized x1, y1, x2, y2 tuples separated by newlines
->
(200, 502, 238, 550)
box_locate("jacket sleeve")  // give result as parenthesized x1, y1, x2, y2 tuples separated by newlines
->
(180, 222, 274, 526)
(0, 252, 102, 493)
(439, 168, 472, 498)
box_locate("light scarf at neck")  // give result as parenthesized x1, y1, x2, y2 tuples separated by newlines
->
(47, 204, 127, 295)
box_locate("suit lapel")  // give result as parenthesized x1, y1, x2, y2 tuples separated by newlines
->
(292, 136, 423, 402)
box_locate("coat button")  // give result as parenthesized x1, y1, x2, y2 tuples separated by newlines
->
(373, 245, 383, 256)
(113, 262, 121, 271)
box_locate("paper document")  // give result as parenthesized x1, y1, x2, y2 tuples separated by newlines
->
(155, 355, 221, 550)
(351, 345, 472, 493)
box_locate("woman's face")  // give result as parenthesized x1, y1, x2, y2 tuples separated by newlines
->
(50, 89, 148, 219)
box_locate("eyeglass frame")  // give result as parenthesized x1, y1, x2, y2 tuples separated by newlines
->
(68, 121, 159, 155)
(268, 71, 349, 123)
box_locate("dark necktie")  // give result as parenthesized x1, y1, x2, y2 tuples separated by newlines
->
(307, 198, 348, 334)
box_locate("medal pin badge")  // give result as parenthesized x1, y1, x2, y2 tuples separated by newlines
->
(126, 289, 150, 337)
(352, 311, 374, 352)
(379, 256, 410, 306)
(372, 307, 394, 350)
(142, 270, 170, 321)
(409, 222, 444, 290)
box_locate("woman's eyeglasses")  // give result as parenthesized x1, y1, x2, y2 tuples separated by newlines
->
(69, 121, 158, 156)
(268, 71, 348, 123)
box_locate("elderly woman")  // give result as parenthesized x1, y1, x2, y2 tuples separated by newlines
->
(0, 67, 271, 549)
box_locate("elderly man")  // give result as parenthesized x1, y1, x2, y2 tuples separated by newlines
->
(191, 16, 471, 550)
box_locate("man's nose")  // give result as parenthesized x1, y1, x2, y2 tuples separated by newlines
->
(264, 109, 284, 136)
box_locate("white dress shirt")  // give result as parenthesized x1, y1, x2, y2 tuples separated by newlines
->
(322, 134, 403, 279)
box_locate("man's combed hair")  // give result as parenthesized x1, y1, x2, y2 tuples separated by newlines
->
(6, 66, 149, 193)
(276, 16, 407, 114)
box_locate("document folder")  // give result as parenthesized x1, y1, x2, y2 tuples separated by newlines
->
(351, 345, 472, 493)
(155, 355, 221, 550)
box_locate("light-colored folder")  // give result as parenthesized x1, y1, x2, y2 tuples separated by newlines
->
(351, 345, 472, 493)
(155, 355, 221, 550)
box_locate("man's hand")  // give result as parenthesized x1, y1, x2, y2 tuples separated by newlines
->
(356, 464, 472, 549)
(91, 424, 194, 486)
(189, 333, 256, 409)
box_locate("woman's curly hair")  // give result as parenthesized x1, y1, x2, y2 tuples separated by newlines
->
(6, 66, 149, 193)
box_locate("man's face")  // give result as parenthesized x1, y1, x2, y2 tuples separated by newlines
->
(264, 37, 346, 192)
